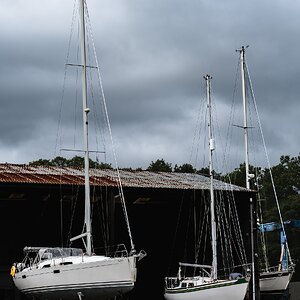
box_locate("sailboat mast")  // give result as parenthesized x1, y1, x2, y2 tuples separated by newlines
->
(79, 0, 92, 256)
(204, 74, 217, 280)
(237, 46, 257, 300)
(239, 46, 250, 189)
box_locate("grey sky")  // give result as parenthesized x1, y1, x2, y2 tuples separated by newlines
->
(0, 0, 299, 170)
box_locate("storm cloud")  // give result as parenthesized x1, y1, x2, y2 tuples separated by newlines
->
(0, 0, 299, 170)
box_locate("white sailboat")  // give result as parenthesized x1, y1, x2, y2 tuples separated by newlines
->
(259, 222, 294, 295)
(11, 1, 145, 299)
(164, 75, 249, 300)
(236, 46, 295, 296)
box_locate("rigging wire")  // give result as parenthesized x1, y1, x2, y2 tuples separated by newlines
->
(183, 196, 194, 264)
(243, 68, 271, 269)
(167, 190, 186, 275)
(73, 24, 80, 149)
(255, 173, 270, 270)
(195, 190, 209, 266)
(221, 60, 241, 174)
(245, 58, 293, 264)
(85, 17, 103, 157)
(67, 185, 80, 247)
(189, 79, 207, 169)
(54, 0, 118, 253)
(226, 187, 248, 267)
(54, 0, 79, 157)
(84, 6, 108, 162)
(84, 5, 111, 250)
(196, 77, 248, 274)
(85, 2, 135, 252)
(55, 0, 79, 247)
(91, 184, 109, 253)
(208, 78, 248, 272)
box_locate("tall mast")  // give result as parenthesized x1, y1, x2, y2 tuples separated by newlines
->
(204, 74, 217, 280)
(239, 46, 250, 189)
(80, 0, 92, 256)
(237, 46, 257, 300)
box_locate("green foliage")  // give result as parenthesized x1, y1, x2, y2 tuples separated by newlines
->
(51, 156, 68, 167)
(97, 162, 113, 169)
(29, 159, 52, 166)
(29, 156, 112, 169)
(147, 159, 172, 172)
(68, 156, 84, 168)
(261, 155, 300, 212)
(146, 160, 223, 178)
(196, 167, 221, 179)
(196, 167, 209, 176)
(174, 163, 196, 173)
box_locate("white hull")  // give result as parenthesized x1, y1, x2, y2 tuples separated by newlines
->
(164, 279, 248, 300)
(260, 270, 293, 293)
(13, 255, 137, 300)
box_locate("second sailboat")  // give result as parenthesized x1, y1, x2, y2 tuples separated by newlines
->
(164, 75, 249, 300)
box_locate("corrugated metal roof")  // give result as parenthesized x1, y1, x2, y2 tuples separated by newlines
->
(0, 163, 249, 192)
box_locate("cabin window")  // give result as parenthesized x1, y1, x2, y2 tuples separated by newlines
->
(60, 262, 73, 265)
(41, 253, 52, 260)
(42, 264, 50, 268)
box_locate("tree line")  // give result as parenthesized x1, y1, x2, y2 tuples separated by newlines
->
(29, 157, 207, 174)
(29, 156, 112, 170)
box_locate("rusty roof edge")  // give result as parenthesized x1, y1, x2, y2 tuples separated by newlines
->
(0, 163, 253, 192)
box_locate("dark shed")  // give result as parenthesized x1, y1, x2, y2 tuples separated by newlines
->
(0, 164, 254, 300)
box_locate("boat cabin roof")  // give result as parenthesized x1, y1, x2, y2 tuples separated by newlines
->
(24, 247, 83, 258)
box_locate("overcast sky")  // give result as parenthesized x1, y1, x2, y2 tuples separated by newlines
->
(0, 0, 299, 171)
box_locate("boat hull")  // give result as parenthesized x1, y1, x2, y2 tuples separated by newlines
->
(13, 256, 137, 300)
(164, 279, 248, 300)
(260, 270, 293, 294)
